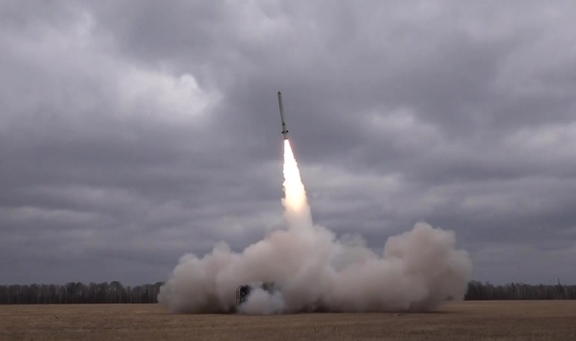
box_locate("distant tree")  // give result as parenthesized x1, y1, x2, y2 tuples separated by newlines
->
(0, 280, 574, 304)
(464, 281, 576, 300)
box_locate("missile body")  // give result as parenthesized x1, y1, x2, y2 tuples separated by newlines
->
(277, 91, 289, 140)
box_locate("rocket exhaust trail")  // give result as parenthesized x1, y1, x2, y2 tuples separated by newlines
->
(282, 139, 312, 230)
(278, 92, 310, 227)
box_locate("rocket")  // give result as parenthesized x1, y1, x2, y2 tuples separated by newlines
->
(277, 91, 289, 140)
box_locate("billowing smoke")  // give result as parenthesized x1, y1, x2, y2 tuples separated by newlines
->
(158, 140, 472, 314)
(236, 285, 285, 315)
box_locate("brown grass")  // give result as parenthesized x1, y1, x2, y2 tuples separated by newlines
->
(1, 301, 575, 341)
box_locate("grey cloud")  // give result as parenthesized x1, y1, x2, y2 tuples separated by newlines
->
(1, 0, 576, 285)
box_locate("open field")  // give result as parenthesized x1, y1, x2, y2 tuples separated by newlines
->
(1, 301, 575, 341)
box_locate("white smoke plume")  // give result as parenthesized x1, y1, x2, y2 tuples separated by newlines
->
(236, 286, 286, 315)
(158, 140, 473, 314)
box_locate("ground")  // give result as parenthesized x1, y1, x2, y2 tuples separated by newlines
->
(1, 301, 575, 340)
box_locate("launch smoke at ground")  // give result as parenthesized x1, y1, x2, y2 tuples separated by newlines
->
(158, 139, 473, 314)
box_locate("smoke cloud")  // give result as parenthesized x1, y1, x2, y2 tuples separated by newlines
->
(158, 140, 473, 314)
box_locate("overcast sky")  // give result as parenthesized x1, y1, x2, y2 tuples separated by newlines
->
(1, 0, 575, 286)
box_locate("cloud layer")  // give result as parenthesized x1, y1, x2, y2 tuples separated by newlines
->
(1, 0, 575, 285)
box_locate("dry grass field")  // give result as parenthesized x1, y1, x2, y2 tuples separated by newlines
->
(1, 301, 575, 341)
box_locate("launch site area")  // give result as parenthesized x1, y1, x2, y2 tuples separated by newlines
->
(2, 1, 576, 341)
(2, 301, 576, 341)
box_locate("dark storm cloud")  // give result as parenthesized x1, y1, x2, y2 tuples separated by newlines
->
(1, 0, 575, 285)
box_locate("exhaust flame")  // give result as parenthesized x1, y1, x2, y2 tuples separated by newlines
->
(282, 139, 312, 229)
(157, 139, 473, 314)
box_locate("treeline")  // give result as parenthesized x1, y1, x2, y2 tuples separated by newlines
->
(0, 280, 575, 304)
(464, 280, 576, 300)
(0, 281, 163, 304)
